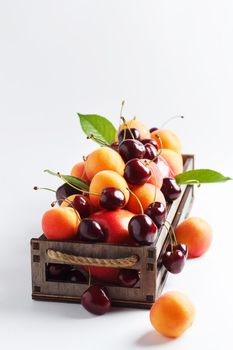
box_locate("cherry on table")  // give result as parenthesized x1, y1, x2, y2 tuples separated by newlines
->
(145, 202, 167, 228)
(77, 218, 105, 242)
(161, 177, 181, 203)
(100, 187, 125, 210)
(81, 285, 111, 315)
(119, 139, 145, 162)
(118, 128, 140, 143)
(128, 214, 158, 245)
(118, 269, 140, 287)
(124, 159, 151, 185)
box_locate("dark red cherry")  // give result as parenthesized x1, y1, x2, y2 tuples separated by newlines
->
(124, 159, 151, 185)
(149, 127, 158, 133)
(118, 269, 140, 287)
(100, 187, 125, 210)
(144, 202, 167, 228)
(119, 139, 145, 162)
(110, 141, 119, 152)
(77, 219, 105, 242)
(118, 128, 140, 143)
(66, 269, 87, 283)
(141, 138, 159, 150)
(161, 177, 181, 203)
(47, 263, 71, 280)
(81, 285, 111, 315)
(162, 248, 186, 274)
(56, 183, 81, 203)
(166, 243, 188, 258)
(68, 195, 92, 218)
(128, 214, 158, 245)
(144, 143, 157, 160)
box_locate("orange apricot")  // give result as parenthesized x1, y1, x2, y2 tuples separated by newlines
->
(160, 149, 183, 175)
(118, 118, 151, 140)
(89, 170, 129, 208)
(175, 217, 213, 258)
(150, 291, 195, 338)
(151, 129, 182, 153)
(147, 161, 163, 188)
(126, 183, 166, 214)
(85, 147, 125, 181)
(70, 161, 90, 183)
(42, 207, 80, 240)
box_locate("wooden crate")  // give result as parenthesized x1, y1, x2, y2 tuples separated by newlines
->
(31, 155, 194, 309)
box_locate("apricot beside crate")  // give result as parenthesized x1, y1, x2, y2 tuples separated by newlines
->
(31, 155, 194, 309)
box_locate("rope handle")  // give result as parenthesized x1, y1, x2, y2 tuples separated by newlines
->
(47, 249, 139, 268)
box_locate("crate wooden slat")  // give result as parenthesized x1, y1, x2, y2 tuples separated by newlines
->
(31, 155, 194, 309)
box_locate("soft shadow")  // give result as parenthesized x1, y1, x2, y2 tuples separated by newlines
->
(136, 330, 172, 346)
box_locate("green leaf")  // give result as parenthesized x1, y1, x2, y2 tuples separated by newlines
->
(78, 113, 117, 145)
(175, 169, 232, 185)
(44, 169, 89, 191)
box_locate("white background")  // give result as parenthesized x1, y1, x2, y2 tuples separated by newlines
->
(0, 1, 233, 349)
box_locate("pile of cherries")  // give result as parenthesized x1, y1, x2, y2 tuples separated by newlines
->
(53, 126, 187, 315)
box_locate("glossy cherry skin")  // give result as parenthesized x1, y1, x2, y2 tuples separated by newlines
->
(141, 138, 159, 150)
(118, 269, 140, 287)
(66, 269, 87, 283)
(100, 187, 125, 210)
(144, 202, 167, 228)
(47, 263, 71, 280)
(77, 219, 105, 242)
(149, 127, 158, 133)
(124, 159, 151, 185)
(162, 248, 186, 274)
(56, 183, 81, 203)
(118, 128, 140, 143)
(81, 285, 111, 315)
(69, 195, 92, 218)
(144, 143, 157, 160)
(166, 243, 188, 258)
(161, 177, 181, 203)
(128, 214, 158, 245)
(119, 139, 145, 162)
(110, 142, 119, 152)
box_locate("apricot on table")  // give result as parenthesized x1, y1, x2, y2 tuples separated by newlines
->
(175, 217, 213, 258)
(151, 129, 182, 153)
(70, 161, 90, 183)
(85, 147, 125, 181)
(126, 183, 166, 214)
(118, 118, 151, 140)
(160, 149, 183, 175)
(42, 207, 80, 240)
(89, 170, 129, 208)
(150, 291, 195, 338)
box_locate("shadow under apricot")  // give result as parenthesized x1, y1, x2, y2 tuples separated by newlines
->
(135, 330, 173, 347)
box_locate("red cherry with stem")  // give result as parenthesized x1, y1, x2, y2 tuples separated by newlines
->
(162, 249, 186, 274)
(166, 243, 188, 258)
(144, 143, 158, 160)
(77, 219, 105, 242)
(118, 128, 140, 142)
(81, 285, 111, 315)
(100, 187, 125, 210)
(141, 138, 159, 149)
(161, 178, 181, 203)
(68, 195, 92, 218)
(67, 269, 87, 283)
(118, 269, 140, 287)
(119, 139, 145, 162)
(144, 202, 167, 228)
(124, 159, 151, 185)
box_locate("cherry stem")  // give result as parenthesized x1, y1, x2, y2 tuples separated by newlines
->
(33, 186, 56, 193)
(163, 222, 175, 253)
(120, 100, 125, 118)
(149, 165, 157, 204)
(165, 220, 178, 245)
(120, 116, 135, 140)
(126, 187, 144, 215)
(87, 134, 109, 146)
(57, 173, 99, 196)
(160, 115, 184, 128)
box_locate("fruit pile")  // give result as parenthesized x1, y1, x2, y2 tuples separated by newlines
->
(35, 105, 231, 337)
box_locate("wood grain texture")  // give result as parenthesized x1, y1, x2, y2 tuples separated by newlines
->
(31, 155, 194, 308)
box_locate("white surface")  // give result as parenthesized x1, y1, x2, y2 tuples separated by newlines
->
(0, 1, 233, 349)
